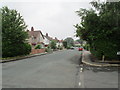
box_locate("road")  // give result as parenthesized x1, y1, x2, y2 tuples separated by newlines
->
(2, 49, 119, 88)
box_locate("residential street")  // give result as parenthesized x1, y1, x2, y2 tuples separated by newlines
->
(2, 49, 118, 88)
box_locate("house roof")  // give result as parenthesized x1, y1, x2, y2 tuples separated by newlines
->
(27, 27, 44, 39)
(59, 40, 63, 43)
(44, 33, 54, 41)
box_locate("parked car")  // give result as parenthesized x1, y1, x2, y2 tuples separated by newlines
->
(78, 47, 83, 51)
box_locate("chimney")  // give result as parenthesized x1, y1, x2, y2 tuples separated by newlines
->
(55, 37, 57, 40)
(46, 33, 48, 36)
(31, 27, 34, 31)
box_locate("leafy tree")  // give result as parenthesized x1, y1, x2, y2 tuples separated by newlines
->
(2, 6, 31, 57)
(76, 39, 84, 46)
(63, 41, 67, 48)
(75, 1, 120, 60)
(50, 40, 56, 49)
(64, 37, 74, 47)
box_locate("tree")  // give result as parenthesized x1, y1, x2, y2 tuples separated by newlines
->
(75, 1, 120, 60)
(76, 39, 84, 46)
(64, 37, 74, 47)
(2, 6, 31, 57)
(50, 40, 56, 50)
(63, 41, 67, 48)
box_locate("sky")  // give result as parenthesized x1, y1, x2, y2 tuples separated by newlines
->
(0, 0, 96, 40)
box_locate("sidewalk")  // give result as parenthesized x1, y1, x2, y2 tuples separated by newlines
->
(0, 52, 49, 63)
(82, 50, 120, 67)
(0, 49, 65, 63)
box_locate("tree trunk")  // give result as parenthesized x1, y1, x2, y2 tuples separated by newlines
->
(102, 55, 105, 62)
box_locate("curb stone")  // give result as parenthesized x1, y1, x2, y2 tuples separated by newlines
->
(82, 51, 120, 67)
(1, 52, 49, 63)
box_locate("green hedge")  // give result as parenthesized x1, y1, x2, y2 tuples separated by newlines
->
(35, 44, 42, 49)
(2, 43, 31, 58)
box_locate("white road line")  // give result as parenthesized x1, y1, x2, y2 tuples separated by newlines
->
(79, 82, 81, 86)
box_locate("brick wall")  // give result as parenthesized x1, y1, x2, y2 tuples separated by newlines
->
(31, 49, 45, 54)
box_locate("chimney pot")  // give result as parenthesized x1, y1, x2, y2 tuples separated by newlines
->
(31, 27, 34, 31)
(46, 33, 48, 36)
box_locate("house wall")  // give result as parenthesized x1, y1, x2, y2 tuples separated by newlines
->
(56, 42, 63, 47)
(28, 32, 44, 45)
(37, 33, 44, 43)
(44, 37, 50, 45)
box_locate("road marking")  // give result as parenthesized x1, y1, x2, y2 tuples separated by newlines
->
(79, 82, 81, 86)
(80, 68, 83, 72)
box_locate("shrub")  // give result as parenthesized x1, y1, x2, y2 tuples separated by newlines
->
(35, 44, 41, 49)
(45, 47, 52, 52)
(60, 47, 63, 50)
(50, 41, 56, 49)
(67, 46, 71, 49)
(2, 43, 31, 58)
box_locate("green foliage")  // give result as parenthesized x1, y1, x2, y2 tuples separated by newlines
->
(50, 40, 56, 49)
(63, 41, 67, 48)
(59, 47, 63, 50)
(64, 37, 74, 47)
(83, 43, 90, 51)
(45, 45, 53, 52)
(2, 6, 31, 58)
(67, 46, 71, 49)
(2, 43, 31, 57)
(75, 1, 120, 60)
(35, 44, 41, 49)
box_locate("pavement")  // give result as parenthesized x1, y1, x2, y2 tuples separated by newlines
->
(0, 52, 48, 63)
(82, 50, 120, 67)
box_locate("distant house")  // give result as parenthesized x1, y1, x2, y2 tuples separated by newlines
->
(58, 40, 63, 47)
(74, 41, 81, 46)
(54, 37, 63, 48)
(43, 33, 52, 47)
(27, 27, 45, 48)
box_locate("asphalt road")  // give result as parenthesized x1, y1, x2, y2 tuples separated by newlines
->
(2, 49, 82, 88)
(2, 49, 119, 88)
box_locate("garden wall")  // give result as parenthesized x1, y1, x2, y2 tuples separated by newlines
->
(31, 49, 45, 54)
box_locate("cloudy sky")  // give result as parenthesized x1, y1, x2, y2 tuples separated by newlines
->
(0, 0, 95, 40)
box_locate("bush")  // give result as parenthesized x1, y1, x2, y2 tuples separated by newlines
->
(35, 44, 41, 49)
(83, 44, 90, 51)
(59, 47, 63, 50)
(2, 43, 31, 58)
(67, 46, 71, 49)
(45, 47, 52, 52)
(50, 41, 56, 49)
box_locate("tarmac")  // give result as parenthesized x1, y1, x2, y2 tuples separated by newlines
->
(1, 50, 120, 67)
(82, 50, 120, 67)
